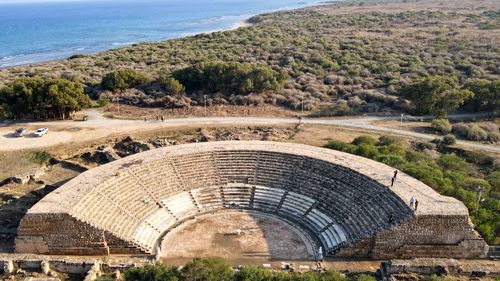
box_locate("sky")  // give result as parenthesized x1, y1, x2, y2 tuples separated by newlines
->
(0, 0, 99, 3)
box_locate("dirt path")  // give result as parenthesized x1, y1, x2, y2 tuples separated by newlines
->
(0, 110, 498, 153)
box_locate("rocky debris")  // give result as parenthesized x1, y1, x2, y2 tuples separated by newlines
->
(82, 145, 121, 164)
(190, 129, 215, 143)
(381, 258, 500, 279)
(3, 260, 14, 274)
(214, 130, 240, 141)
(114, 137, 153, 157)
(83, 262, 101, 281)
(1, 167, 47, 187)
(260, 127, 294, 141)
(149, 137, 177, 148)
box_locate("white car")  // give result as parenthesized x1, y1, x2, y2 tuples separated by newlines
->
(14, 128, 27, 137)
(34, 128, 48, 137)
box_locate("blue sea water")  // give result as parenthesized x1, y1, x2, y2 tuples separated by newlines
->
(0, 0, 325, 68)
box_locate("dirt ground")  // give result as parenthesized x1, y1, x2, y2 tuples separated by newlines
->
(160, 211, 315, 265)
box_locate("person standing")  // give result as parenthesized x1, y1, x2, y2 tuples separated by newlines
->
(391, 170, 398, 187)
(409, 196, 415, 207)
(414, 200, 419, 211)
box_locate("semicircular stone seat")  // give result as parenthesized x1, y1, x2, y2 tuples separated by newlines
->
(15, 141, 487, 259)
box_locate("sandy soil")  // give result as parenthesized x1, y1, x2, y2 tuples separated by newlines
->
(160, 211, 315, 264)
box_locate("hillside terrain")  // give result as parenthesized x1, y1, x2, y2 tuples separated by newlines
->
(0, 0, 498, 118)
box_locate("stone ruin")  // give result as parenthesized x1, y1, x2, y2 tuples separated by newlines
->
(14, 141, 488, 259)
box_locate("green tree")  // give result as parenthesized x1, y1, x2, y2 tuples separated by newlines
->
(181, 257, 233, 281)
(46, 78, 90, 119)
(158, 74, 185, 96)
(101, 69, 151, 91)
(400, 76, 473, 117)
(0, 77, 90, 119)
(124, 264, 179, 281)
(464, 80, 499, 116)
(173, 61, 289, 95)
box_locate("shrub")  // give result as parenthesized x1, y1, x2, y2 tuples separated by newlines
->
(352, 135, 377, 146)
(31, 151, 51, 165)
(317, 103, 353, 116)
(375, 154, 407, 167)
(378, 135, 400, 146)
(124, 264, 179, 281)
(324, 140, 357, 154)
(487, 171, 500, 192)
(356, 144, 379, 158)
(466, 125, 488, 141)
(431, 119, 452, 134)
(479, 122, 499, 133)
(442, 134, 456, 145)
(356, 274, 377, 281)
(101, 69, 151, 91)
(487, 132, 500, 143)
(96, 97, 111, 107)
(158, 75, 185, 96)
(181, 257, 232, 281)
(452, 123, 470, 138)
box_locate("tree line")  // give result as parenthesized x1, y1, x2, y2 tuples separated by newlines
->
(101, 61, 289, 96)
(122, 257, 376, 281)
(0, 77, 90, 119)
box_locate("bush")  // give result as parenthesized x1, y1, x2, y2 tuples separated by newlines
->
(352, 135, 377, 146)
(378, 135, 400, 146)
(356, 144, 379, 158)
(324, 140, 357, 154)
(31, 151, 51, 165)
(487, 132, 500, 143)
(101, 69, 151, 91)
(466, 125, 488, 141)
(431, 119, 452, 134)
(442, 134, 456, 145)
(479, 122, 499, 133)
(96, 97, 111, 107)
(181, 257, 232, 281)
(124, 264, 179, 281)
(158, 75, 185, 96)
(452, 123, 470, 138)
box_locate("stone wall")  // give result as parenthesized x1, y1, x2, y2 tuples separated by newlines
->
(337, 215, 488, 259)
(15, 214, 141, 255)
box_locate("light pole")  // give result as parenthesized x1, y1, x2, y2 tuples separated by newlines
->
(301, 94, 304, 114)
(475, 186, 484, 215)
(204, 95, 207, 117)
(115, 96, 120, 113)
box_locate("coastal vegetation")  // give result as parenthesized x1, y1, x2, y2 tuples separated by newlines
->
(0, 0, 498, 118)
(325, 135, 500, 244)
(0, 77, 90, 119)
(122, 258, 376, 281)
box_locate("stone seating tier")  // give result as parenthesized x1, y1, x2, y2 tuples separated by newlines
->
(17, 141, 471, 257)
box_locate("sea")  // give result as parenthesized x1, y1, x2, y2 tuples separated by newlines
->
(0, 0, 326, 68)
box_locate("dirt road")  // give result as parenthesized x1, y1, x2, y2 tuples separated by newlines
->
(0, 110, 498, 153)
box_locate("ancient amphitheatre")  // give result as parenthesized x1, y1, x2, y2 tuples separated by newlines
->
(15, 141, 487, 260)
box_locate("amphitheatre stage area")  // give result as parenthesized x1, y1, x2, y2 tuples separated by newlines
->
(15, 141, 488, 261)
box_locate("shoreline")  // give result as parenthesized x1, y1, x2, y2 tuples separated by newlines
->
(0, 1, 328, 71)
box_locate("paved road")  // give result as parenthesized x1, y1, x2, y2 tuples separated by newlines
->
(0, 110, 498, 153)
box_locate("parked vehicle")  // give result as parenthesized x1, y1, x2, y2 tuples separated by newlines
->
(34, 128, 48, 137)
(14, 128, 27, 137)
